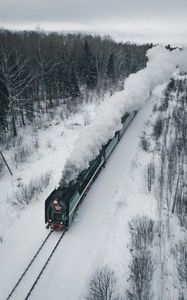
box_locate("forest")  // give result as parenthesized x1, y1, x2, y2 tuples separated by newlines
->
(85, 77, 187, 300)
(0, 29, 152, 141)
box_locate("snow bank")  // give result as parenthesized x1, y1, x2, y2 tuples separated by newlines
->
(60, 46, 187, 186)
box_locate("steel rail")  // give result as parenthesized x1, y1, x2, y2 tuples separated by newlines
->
(6, 230, 53, 300)
(24, 230, 66, 299)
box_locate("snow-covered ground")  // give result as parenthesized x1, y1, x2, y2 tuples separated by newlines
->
(1, 46, 187, 300)
(0, 88, 159, 300)
(33, 92, 158, 300)
(0, 101, 100, 234)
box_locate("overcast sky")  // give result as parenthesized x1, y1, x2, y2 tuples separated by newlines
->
(0, 0, 187, 44)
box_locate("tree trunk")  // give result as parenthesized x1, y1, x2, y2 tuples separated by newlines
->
(12, 114, 17, 136)
(20, 110, 25, 126)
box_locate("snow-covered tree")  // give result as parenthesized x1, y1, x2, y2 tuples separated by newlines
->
(0, 48, 32, 136)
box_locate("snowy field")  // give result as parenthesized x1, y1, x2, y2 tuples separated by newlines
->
(0, 88, 160, 300)
(0, 91, 154, 300)
(0, 101, 100, 233)
(31, 91, 159, 300)
(1, 46, 187, 299)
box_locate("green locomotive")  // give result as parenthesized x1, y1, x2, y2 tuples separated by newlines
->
(45, 111, 136, 230)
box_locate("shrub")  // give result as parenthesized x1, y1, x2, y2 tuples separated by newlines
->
(9, 171, 51, 206)
(140, 135, 150, 152)
(13, 145, 32, 167)
(158, 95, 169, 112)
(176, 240, 187, 286)
(0, 234, 3, 243)
(153, 104, 158, 112)
(0, 158, 4, 175)
(129, 216, 155, 251)
(86, 266, 117, 300)
(147, 162, 155, 192)
(33, 116, 45, 130)
(152, 117, 163, 140)
(33, 135, 39, 149)
(14, 135, 23, 147)
(83, 111, 91, 126)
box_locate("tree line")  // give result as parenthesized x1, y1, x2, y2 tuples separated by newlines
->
(141, 78, 187, 299)
(0, 29, 152, 139)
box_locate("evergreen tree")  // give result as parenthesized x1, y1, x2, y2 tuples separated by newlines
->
(68, 66, 80, 100)
(0, 30, 152, 136)
(107, 53, 115, 80)
(0, 71, 9, 130)
(83, 40, 98, 89)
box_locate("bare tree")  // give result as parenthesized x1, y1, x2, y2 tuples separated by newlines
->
(147, 162, 155, 192)
(0, 48, 32, 136)
(140, 134, 150, 152)
(127, 216, 155, 300)
(86, 266, 117, 300)
(176, 240, 187, 292)
(129, 216, 155, 251)
(152, 117, 164, 140)
(126, 251, 154, 300)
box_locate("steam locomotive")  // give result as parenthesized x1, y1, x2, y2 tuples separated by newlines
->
(45, 111, 136, 230)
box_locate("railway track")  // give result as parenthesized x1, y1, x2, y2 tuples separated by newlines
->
(6, 230, 66, 300)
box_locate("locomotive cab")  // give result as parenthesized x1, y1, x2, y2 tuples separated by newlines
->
(45, 188, 69, 230)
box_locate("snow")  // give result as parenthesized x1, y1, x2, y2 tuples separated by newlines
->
(0, 89, 159, 300)
(1, 45, 187, 300)
(0, 102, 99, 234)
(35, 92, 157, 299)
(0, 102, 101, 298)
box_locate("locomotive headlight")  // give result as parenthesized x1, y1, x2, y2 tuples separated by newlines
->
(60, 222, 63, 224)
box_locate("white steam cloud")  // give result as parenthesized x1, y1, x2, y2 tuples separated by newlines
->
(59, 46, 187, 186)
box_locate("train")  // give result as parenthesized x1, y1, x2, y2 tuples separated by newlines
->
(45, 111, 137, 230)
